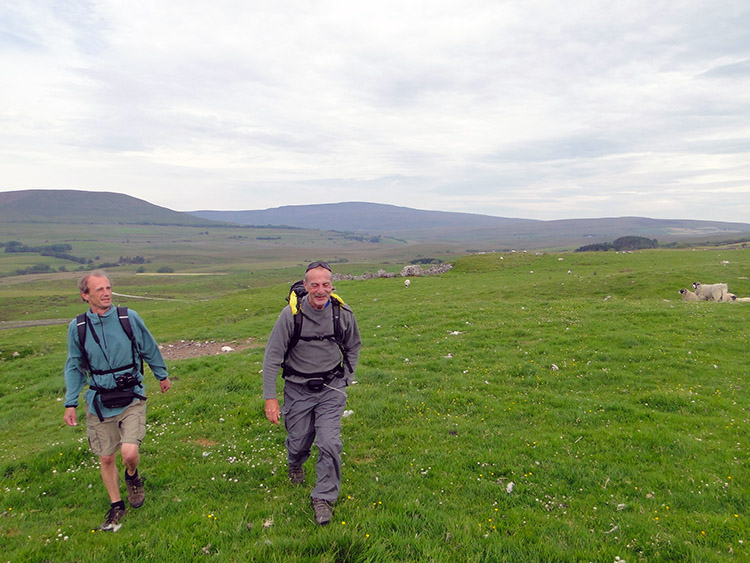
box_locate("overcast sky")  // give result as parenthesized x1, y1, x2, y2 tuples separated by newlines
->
(1, 1, 749, 222)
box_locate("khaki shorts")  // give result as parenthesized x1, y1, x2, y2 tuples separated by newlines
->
(86, 400, 147, 457)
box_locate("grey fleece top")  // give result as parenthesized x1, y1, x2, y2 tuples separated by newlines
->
(262, 297, 361, 399)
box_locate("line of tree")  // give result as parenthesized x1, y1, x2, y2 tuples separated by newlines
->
(119, 256, 148, 264)
(575, 236, 658, 252)
(661, 238, 750, 249)
(40, 251, 91, 264)
(3, 241, 73, 253)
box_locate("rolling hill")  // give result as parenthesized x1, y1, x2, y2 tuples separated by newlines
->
(0, 189, 219, 226)
(189, 202, 750, 248)
(2, 190, 750, 250)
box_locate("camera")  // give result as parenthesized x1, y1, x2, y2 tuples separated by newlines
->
(115, 370, 140, 390)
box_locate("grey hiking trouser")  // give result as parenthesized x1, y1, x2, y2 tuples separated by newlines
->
(282, 380, 347, 502)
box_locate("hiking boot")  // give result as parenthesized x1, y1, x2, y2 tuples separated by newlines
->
(125, 473, 146, 508)
(99, 505, 126, 532)
(311, 497, 332, 526)
(288, 464, 305, 484)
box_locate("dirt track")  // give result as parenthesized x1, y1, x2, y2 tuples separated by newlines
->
(1, 319, 260, 360)
(0, 319, 70, 330)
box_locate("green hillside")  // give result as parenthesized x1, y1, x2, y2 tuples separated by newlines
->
(1, 248, 748, 561)
(0, 190, 222, 226)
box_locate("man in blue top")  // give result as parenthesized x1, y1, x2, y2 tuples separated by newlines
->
(63, 271, 171, 532)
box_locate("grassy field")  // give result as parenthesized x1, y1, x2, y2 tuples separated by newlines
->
(0, 221, 460, 279)
(1, 248, 748, 562)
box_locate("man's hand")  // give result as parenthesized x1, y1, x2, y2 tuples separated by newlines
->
(63, 406, 77, 426)
(265, 398, 280, 424)
(160, 378, 172, 393)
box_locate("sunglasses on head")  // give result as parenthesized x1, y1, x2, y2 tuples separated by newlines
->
(306, 261, 331, 272)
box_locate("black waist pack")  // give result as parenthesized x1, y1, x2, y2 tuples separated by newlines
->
(99, 388, 139, 409)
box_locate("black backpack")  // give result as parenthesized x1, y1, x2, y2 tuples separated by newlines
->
(75, 306, 146, 421)
(76, 306, 143, 376)
(282, 281, 352, 378)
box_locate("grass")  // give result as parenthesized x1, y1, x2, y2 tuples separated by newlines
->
(1, 248, 749, 561)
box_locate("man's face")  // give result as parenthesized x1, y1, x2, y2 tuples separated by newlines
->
(82, 275, 112, 314)
(304, 267, 333, 310)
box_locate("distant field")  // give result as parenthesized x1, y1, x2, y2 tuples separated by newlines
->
(1, 248, 748, 562)
(135, 273, 228, 275)
(0, 221, 460, 280)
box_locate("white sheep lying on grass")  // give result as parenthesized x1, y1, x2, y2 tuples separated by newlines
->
(692, 282, 729, 301)
(679, 288, 700, 301)
(681, 286, 750, 303)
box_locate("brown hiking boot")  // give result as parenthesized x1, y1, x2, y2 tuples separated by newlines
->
(125, 472, 146, 508)
(311, 497, 332, 526)
(288, 464, 305, 484)
(99, 505, 126, 532)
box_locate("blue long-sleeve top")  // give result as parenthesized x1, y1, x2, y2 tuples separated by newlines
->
(64, 305, 168, 417)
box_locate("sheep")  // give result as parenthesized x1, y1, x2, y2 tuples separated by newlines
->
(718, 292, 736, 302)
(679, 288, 700, 301)
(692, 282, 728, 301)
(404, 279, 411, 288)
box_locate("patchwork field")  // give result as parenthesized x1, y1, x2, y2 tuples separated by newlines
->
(1, 248, 748, 562)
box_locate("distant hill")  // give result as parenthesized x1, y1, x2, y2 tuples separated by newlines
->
(191, 202, 539, 232)
(0, 190, 220, 226)
(190, 202, 750, 248)
(2, 190, 749, 250)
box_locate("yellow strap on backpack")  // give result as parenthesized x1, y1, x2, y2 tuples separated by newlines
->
(290, 291, 344, 315)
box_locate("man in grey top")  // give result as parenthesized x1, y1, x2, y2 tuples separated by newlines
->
(263, 261, 361, 525)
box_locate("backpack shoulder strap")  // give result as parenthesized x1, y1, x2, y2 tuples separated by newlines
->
(331, 298, 341, 341)
(286, 303, 304, 359)
(329, 295, 353, 373)
(75, 313, 92, 373)
(76, 313, 87, 348)
(117, 306, 143, 373)
(117, 306, 135, 341)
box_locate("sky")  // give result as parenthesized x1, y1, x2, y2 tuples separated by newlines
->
(1, 1, 749, 222)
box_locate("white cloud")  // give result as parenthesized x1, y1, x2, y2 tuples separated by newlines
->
(1, 0, 749, 221)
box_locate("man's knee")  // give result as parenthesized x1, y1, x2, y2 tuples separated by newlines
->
(120, 443, 140, 465)
(316, 432, 342, 456)
(99, 453, 117, 468)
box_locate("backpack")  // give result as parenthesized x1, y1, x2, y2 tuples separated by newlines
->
(282, 281, 352, 384)
(76, 306, 143, 376)
(76, 306, 146, 421)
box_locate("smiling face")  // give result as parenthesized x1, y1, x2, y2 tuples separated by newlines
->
(82, 275, 112, 315)
(304, 266, 333, 310)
